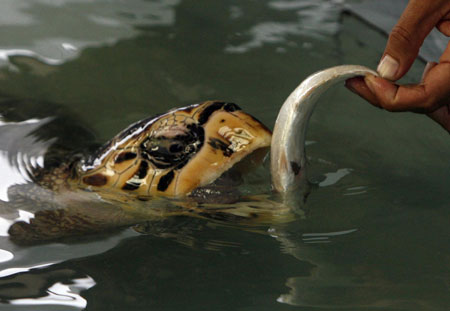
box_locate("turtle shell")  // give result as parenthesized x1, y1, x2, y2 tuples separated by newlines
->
(74, 101, 271, 197)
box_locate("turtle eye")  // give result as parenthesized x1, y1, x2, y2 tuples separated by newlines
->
(142, 137, 186, 168)
(169, 142, 184, 153)
(141, 124, 204, 169)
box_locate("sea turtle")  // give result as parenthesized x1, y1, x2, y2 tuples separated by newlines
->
(1, 100, 287, 243)
(1, 65, 377, 243)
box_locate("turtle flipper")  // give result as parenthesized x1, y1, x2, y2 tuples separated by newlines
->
(8, 208, 125, 244)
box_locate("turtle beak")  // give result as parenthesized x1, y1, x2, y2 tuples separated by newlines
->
(172, 108, 272, 196)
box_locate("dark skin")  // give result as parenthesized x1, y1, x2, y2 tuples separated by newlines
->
(345, 0, 450, 133)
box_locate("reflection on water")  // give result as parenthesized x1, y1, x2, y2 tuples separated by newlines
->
(9, 276, 95, 309)
(0, 118, 54, 201)
(226, 0, 342, 53)
(0, 49, 64, 73)
(0, 262, 94, 310)
(0, 0, 180, 66)
(0, 249, 13, 263)
(0, 0, 449, 310)
(0, 262, 54, 278)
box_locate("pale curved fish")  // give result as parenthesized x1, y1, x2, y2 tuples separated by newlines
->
(271, 65, 378, 195)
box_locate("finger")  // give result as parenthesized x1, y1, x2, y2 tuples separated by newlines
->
(422, 62, 450, 131)
(440, 40, 450, 63)
(436, 11, 450, 36)
(345, 77, 381, 108)
(437, 21, 450, 36)
(421, 61, 438, 82)
(365, 62, 450, 113)
(378, 0, 450, 80)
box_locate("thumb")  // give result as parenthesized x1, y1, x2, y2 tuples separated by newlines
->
(378, 0, 450, 81)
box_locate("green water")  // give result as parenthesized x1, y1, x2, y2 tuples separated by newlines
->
(0, 1, 449, 310)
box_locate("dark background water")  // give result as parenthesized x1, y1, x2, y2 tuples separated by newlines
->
(0, 1, 449, 310)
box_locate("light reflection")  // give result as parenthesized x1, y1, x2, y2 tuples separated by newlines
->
(226, 22, 303, 54)
(344, 185, 368, 196)
(88, 15, 123, 27)
(16, 210, 34, 224)
(0, 151, 29, 201)
(10, 276, 96, 309)
(225, 0, 342, 53)
(0, 0, 181, 66)
(61, 42, 78, 52)
(318, 168, 352, 187)
(0, 249, 13, 263)
(0, 49, 63, 65)
(0, 262, 56, 278)
(0, 117, 55, 201)
(302, 228, 357, 238)
(0, 217, 13, 237)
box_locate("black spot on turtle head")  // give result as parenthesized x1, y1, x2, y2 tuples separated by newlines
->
(198, 102, 226, 125)
(83, 174, 108, 186)
(178, 105, 194, 113)
(157, 170, 175, 192)
(115, 152, 137, 164)
(122, 181, 141, 191)
(223, 102, 241, 112)
(208, 138, 233, 157)
(122, 161, 150, 191)
(136, 161, 149, 179)
(198, 101, 241, 125)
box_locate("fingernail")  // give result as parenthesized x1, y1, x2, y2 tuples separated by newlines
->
(377, 54, 399, 80)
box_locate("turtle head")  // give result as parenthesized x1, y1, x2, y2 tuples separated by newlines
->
(76, 101, 271, 197)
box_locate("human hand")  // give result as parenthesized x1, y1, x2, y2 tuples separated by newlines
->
(345, 0, 450, 132)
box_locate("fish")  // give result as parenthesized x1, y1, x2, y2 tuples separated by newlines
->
(270, 65, 378, 198)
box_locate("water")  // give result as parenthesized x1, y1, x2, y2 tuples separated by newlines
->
(0, 0, 449, 310)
